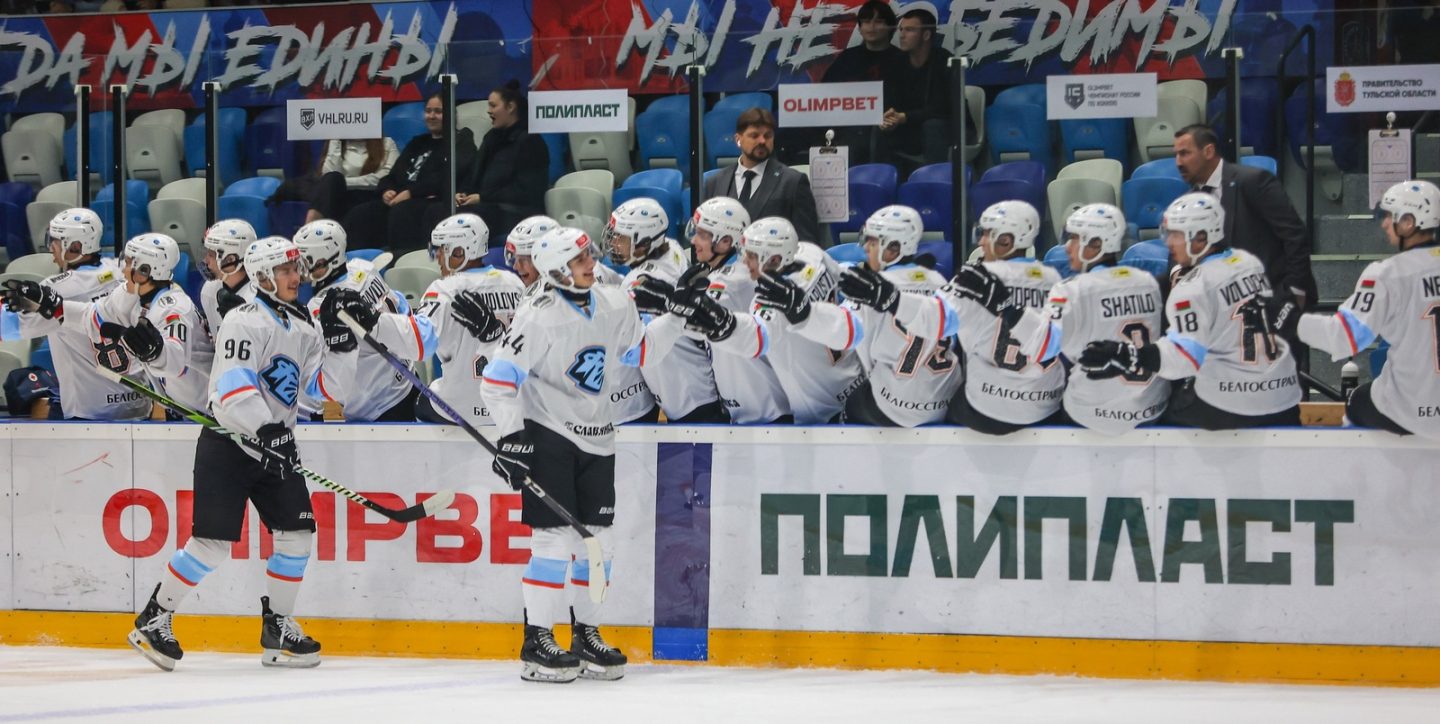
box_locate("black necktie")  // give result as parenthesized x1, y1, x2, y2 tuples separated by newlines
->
(739, 169, 757, 204)
(1200, 184, 1216, 195)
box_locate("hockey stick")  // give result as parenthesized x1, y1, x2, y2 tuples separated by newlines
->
(93, 365, 455, 523)
(336, 310, 608, 603)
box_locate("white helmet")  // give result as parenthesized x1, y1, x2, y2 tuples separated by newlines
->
(294, 219, 347, 281)
(604, 198, 669, 266)
(244, 236, 301, 291)
(740, 217, 800, 270)
(123, 233, 182, 282)
(1065, 203, 1127, 271)
(505, 215, 559, 267)
(1162, 192, 1226, 264)
(48, 208, 104, 256)
(976, 200, 1041, 252)
(1379, 179, 1440, 232)
(688, 196, 750, 247)
(430, 213, 490, 272)
(532, 226, 595, 293)
(201, 218, 257, 281)
(861, 205, 924, 267)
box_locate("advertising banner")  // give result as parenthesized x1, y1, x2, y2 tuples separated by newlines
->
(286, 97, 383, 141)
(529, 89, 629, 134)
(778, 81, 882, 128)
(1045, 72, 1157, 120)
(1327, 64, 1440, 113)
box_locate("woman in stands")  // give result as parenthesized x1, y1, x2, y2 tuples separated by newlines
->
(305, 137, 399, 225)
(445, 79, 549, 244)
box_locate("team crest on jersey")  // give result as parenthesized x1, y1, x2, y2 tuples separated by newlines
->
(566, 346, 606, 394)
(260, 355, 302, 406)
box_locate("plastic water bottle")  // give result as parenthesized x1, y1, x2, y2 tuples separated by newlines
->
(1340, 360, 1360, 400)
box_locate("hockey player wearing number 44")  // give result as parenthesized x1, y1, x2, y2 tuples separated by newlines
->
(129, 237, 327, 672)
(1246, 179, 1440, 438)
(481, 227, 641, 683)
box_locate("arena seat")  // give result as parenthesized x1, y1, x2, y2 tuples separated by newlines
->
(833, 164, 899, 237)
(1043, 243, 1075, 280)
(992, 83, 1046, 107)
(554, 170, 615, 210)
(1134, 93, 1204, 163)
(147, 178, 207, 255)
(825, 242, 865, 265)
(91, 180, 151, 249)
(1121, 177, 1188, 240)
(544, 187, 609, 243)
(916, 240, 954, 279)
(1046, 177, 1116, 243)
(613, 186, 682, 239)
(897, 181, 952, 241)
(183, 108, 246, 188)
(24, 181, 78, 251)
(396, 249, 433, 269)
(0, 182, 37, 261)
(1056, 158, 1124, 203)
(383, 266, 440, 306)
(5, 254, 59, 277)
(382, 103, 427, 147)
(985, 102, 1051, 176)
(636, 107, 690, 176)
(978, 162, 1047, 218)
(1120, 238, 1170, 278)
(541, 133, 568, 186)
(1239, 155, 1279, 176)
(703, 111, 742, 169)
(968, 179, 1040, 224)
(218, 176, 282, 238)
(908, 162, 971, 188)
(569, 97, 634, 185)
(126, 124, 184, 191)
(244, 107, 288, 178)
(457, 101, 494, 146)
(1059, 117, 1130, 168)
(61, 111, 115, 186)
(1130, 158, 1183, 181)
(2, 127, 64, 189)
(347, 249, 384, 264)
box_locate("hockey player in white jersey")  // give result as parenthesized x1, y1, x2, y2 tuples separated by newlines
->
(198, 219, 258, 335)
(1247, 180, 1440, 437)
(0, 208, 150, 420)
(128, 237, 326, 672)
(823, 205, 959, 426)
(480, 226, 641, 683)
(887, 201, 1066, 434)
(413, 213, 525, 425)
(505, 215, 560, 290)
(1004, 204, 1168, 433)
(296, 220, 438, 421)
(1080, 193, 1300, 429)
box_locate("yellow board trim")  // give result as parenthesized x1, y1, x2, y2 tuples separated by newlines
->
(3, 611, 1437, 687)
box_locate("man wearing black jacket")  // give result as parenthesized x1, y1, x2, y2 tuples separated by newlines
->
(875, 8, 952, 170)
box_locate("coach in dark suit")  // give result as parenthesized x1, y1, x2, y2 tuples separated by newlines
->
(702, 107, 824, 246)
(1173, 124, 1317, 307)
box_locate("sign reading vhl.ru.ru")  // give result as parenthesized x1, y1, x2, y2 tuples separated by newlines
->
(529, 90, 629, 134)
(1045, 73, 1157, 120)
(1327, 64, 1440, 113)
(286, 97, 382, 141)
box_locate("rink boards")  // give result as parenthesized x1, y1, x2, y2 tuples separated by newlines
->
(1, 423, 1438, 686)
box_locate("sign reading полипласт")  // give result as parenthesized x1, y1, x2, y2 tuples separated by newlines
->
(529, 89, 629, 134)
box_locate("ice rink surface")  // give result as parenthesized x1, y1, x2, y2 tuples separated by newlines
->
(2, 645, 1438, 723)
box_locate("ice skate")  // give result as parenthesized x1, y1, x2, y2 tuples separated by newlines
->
(127, 584, 183, 672)
(260, 595, 321, 668)
(520, 624, 580, 683)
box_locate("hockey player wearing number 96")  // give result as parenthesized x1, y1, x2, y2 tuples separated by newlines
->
(480, 226, 642, 683)
(128, 237, 327, 672)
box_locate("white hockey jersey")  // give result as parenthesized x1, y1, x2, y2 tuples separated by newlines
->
(594, 263, 656, 423)
(200, 278, 256, 342)
(1012, 265, 1169, 434)
(68, 284, 215, 412)
(694, 255, 792, 424)
(1154, 248, 1299, 416)
(211, 295, 325, 446)
(794, 263, 959, 426)
(417, 265, 525, 425)
(481, 285, 644, 455)
(622, 241, 721, 420)
(0, 259, 151, 420)
(894, 258, 1065, 425)
(1297, 243, 1440, 437)
(306, 259, 438, 421)
(711, 243, 862, 424)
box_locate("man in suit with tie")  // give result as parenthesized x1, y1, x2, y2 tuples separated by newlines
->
(1173, 124, 1317, 308)
(702, 108, 825, 247)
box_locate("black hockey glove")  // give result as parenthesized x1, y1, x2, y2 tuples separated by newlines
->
(1, 279, 63, 319)
(1242, 290, 1300, 346)
(317, 289, 375, 353)
(755, 271, 811, 324)
(216, 285, 246, 319)
(255, 422, 300, 479)
(630, 275, 674, 317)
(685, 293, 737, 342)
(676, 262, 711, 292)
(492, 431, 533, 490)
(947, 264, 1009, 315)
(100, 318, 165, 364)
(662, 270, 713, 319)
(451, 289, 505, 342)
(839, 265, 899, 314)
(1078, 340, 1160, 380)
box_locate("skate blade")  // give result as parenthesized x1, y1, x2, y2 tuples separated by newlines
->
(578, 660, 625, 681)
(127, 630, 177, 672)
(261, 649, 321, 668)
(521, 661, 579, 683)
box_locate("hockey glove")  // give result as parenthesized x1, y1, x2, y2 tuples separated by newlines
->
(675, 262, 711, 292)
(1, 279, 63, 319)
(630, 275, 674, 317)
(317, 289, 374, 353)
(1242, 290, 1300, 346)
(1078, 340, 1160, 380)
(216, 285, 246, 319)
(685, 293, 737, 342)
(492, 431, 533, 490)
(100, 318, 165, 364)
(663, 271, 713, 319)
(255, 422, 300, 479)
(755, 271, 811, 324)
(947, 264, 1009, 315)
(451, 290, 506, 342)
(839, 265, 899, 314)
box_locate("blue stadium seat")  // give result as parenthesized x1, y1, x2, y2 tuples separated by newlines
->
(218, 176, 282, 238)
(908, 162, 971, 188)
(646, 95, 693, 115)
(91, 180, 151, 249)
(636, 108, 691, 176)
(613, 185, 683, 240)
(1130, 158, 1183, 181)
(383, 103, 427, 146)
(981, 160, 1045, 189)
(269, 201, 309, 242)
(702, 111, 741, 168)
(897, 181, 952, 238)
(0, 182, 36, 260)
(835, 182, 894, 235)
(985, 103, 1051, 176)
(61, 112, 115, 184)
(482, 246, 508, 271)
(347, 249, 384, 263)
(244, 107, 288, 176)
(1059, 118, 1130, 168)
(1285, 79, 1361, 172)
(916, 240, 954, 279)
(625, 168, 684, 195)
(826, 242, 866, 265)
(1120, 239, 1170, 279)
(1239, 155, 1278, 176)
(183, 109, 247, 188)
(968, 179, 1040, 223)
(1122, 177, 1189, 238)
(850, 163, 899, 196)
(225, 176, 283, 198)
(702, 168, 724, 191)
(541, 133, 567, 186)
(713, 92, 772, 114)
(1209, 79, 1280, 159)
(1043, 244, 1075, 280)
(993, 84, 1046, 107)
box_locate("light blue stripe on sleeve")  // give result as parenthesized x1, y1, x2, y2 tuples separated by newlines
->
(1338, 308, 1376, 351)
(940, 296, 961, 338)
(1165, 331, 1209, 368)
(0, 309, 20, 340)
(482, 358, 528, 387)
(305, 370, 322, 400)
(846, 308, 865, 349)
(413, 313, 439, 358)
(1038, 323, 1062, 363)
(390, 290, 411, 315)
(620, 342, 642, 367)
(215, 366, 260, 397)
(754, 315, 772, 357)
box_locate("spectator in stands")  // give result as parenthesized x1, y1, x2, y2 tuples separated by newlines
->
(306, 138, 400, 224)
(1172, 124, 1317, 308)
(701, 108, 823, 246)
(818, 0, 900, 165)
(444, 80, 549, 243)
(342, 93, 476, 253)
(876, 8, 953, 172)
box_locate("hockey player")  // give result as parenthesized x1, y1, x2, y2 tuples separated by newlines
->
(296, 219, 437, 421)
(0, 208, 150, 420)
(823, 205, 960, 426)
(1004, 204, 1168, 433)
(198, 219, 258, 335)
(480, 226, 640, 683)
(1247, 180, 1440, 437)
(414, 213, 525, 425)
(505, 215, 560, 290)
(128, 236, 326, 671)
(1079, 193, 1300, 429)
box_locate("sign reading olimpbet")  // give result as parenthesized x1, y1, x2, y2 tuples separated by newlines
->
(529, 89, 629, 134)
(779, 82, 883, 128)
(286, 97, 382, 141)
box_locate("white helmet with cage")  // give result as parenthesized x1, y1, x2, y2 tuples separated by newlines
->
(48, 207, 104, 256)
(861, 205, 924, 267)
(532, 226, 595, 293)
(244, 236, 301, 291)
(201, 218, 257, 281)
(1379, 179, 1440, 232)
(687, 196, 749, 247)
(739, 217, 800, 270)
(1065, 203, 1127, 271)
(123, 233, 182, 282)
(604, 197, 669, 266)
(430, 213, 490, 272)
(1161, 192, 1226, 265)
(975, 200, 1041, 252)
(294, 219, 347, 282)
(505, 215, 559, 267)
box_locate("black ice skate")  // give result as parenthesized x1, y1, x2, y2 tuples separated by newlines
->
(260, 596, 321, 668)
(521, 624, 580, 683)
(127, 584, 183, 672)
(571, 621, 627, 681)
